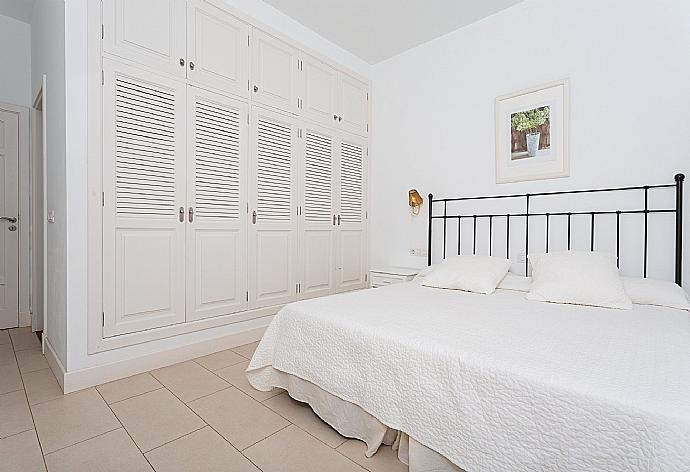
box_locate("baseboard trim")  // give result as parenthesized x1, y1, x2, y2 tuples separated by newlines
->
(44, 338, 66, 392)
(62, 322, 270, 394)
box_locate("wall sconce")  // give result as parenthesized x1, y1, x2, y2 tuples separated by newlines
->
(408, 189, 423, 215)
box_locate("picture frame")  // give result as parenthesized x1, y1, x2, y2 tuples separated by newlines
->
(495, 79, 570, 183)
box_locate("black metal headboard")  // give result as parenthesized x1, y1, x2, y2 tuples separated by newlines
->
(427, 174, 685, 285)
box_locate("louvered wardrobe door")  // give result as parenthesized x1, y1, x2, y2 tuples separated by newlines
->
(102, 58, 187, 337)
(249, 107, 298, 308)
(336, 133, 368, 292)
(186, 87, 248, 321)
(299, 122, 336, 299)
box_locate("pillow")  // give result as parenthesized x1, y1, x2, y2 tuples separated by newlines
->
(497, 273, 532, 292)
(421, 255, 511, 294)
(526, 251, 632, 309)
(622, 277, 690, 311)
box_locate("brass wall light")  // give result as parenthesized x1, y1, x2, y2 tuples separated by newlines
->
(408, 189, 423, 215)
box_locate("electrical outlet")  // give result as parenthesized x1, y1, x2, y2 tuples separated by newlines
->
(410, 248, 428, 257)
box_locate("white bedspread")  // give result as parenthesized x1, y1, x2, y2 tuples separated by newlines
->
(247, 283, 690, 471)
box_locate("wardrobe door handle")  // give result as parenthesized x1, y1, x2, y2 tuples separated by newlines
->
(189, 61, 195, 71)
(253, 85, 259, 93)
(188, 207, 194, 223)
(338, 116, 342, 122)
(179, 207, 184, 222)
(252, 210, 257, 224)
(179, 58, 185, 67)
(337, 215, 341, 226)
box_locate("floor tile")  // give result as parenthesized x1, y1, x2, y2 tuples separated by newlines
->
(194, 349, 245, 371)
(245, 425, 366, 472)
(32, 388, 120, 454)
(145, 426, 260, 472)
(216, 360, 282, 402)
(232, 341, 260, 359)
(16, 348, 49, 374)
(337, 439, 408, 472)
(0, 390, 34, 438)
(97, 373, 162, 404)
(23, 369, 63, 405)
(151, 361, 229, 403)
(44, 428, 152, 472)
(9, 327, 41, 351)
(0, 362, 23, 395)
(0, 343, 15, 366)
(0, 329, 10, 345)
(110, 387, 205, 452)
(188, 387, 289, 450)
(264, 392, 346, 448)
(0, 429, 46, 472)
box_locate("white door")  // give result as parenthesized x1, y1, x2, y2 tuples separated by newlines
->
(249, 107, 298, 308)
(251, 29, 299, 114)
(299, 121, 336, 299)
(337, 73, 369, 136)
(102, 58, 187, 337)
(300, 53, 338, 126)
(336, 133, 367, 292)
(186, 87, 248, 321)
(0, 109, 19, 329)
(187, 0, 250, 98)
(103, 0, 187, 78)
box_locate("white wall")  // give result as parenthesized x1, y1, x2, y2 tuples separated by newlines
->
(370, 0, 690, 285)
(63, 0, 370, 373)
(0, 14, 31, 107)
(31, 0, 67, 366)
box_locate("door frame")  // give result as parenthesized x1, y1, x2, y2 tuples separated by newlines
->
(0, 101, 31, 330)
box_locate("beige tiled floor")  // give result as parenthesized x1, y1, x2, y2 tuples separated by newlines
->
(0, 328, 406, 472)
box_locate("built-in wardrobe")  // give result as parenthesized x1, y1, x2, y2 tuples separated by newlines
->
(99, 0, 370, 338)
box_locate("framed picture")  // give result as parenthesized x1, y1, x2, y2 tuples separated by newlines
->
(495, 80, 570, 183)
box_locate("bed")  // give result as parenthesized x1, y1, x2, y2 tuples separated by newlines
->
(247, 175, 689, 471)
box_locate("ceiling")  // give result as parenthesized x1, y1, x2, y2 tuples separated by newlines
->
(262, 0, 523, 64)
(0, 0, 35, 23)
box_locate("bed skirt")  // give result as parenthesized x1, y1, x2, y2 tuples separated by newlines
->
(248, 366, 465, 472)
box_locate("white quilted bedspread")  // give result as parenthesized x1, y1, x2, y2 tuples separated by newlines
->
(247, 283, 690, 471)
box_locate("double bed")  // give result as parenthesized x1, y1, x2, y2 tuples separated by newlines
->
(247, 175, 690, 471)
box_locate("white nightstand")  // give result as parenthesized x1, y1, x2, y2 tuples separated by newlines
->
(369, 267, 420, 288)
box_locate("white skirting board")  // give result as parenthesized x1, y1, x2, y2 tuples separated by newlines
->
(47, 320, 271, 394)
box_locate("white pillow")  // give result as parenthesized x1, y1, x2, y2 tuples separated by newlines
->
(497, 273, 532, 292)
(622, 277, 690, 311)
(421, 255, 511, 294)
(526, 251, 632, 310)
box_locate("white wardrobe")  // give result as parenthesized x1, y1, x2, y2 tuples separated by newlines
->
(99, 0, 369, 338)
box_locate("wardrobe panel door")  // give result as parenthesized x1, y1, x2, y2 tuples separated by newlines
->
(102, 58, 187, 337)
(336, 134, 367, 292)
(249, 108, 298, 308)
(301, 54, 338, 126)
(299, 122, 336, 299)
(186, 87, 248, 321)
(103, 0, 186, 78)
(251, 30, 298, 114)
(187, 0, 250, 98)
(338, 73, 369, 136)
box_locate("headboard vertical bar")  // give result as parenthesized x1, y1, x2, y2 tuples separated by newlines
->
(427, 193, 433, 267)
(590, 213, 595, 251)
(675, 174, 685, 285)
(473, 216, 477, 255)
(545, 213, 550, 253)
(616, 211, 621, 268)
(525, 195, 531, 275)
(506, 215, 510, 260)
(442, 201, 447, 259)
(642, 186, 649, 278)
(457, 217, 462, 255)
(489, 216, 493, 256)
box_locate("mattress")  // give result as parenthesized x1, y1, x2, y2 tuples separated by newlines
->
(247, 282, 690, 471)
